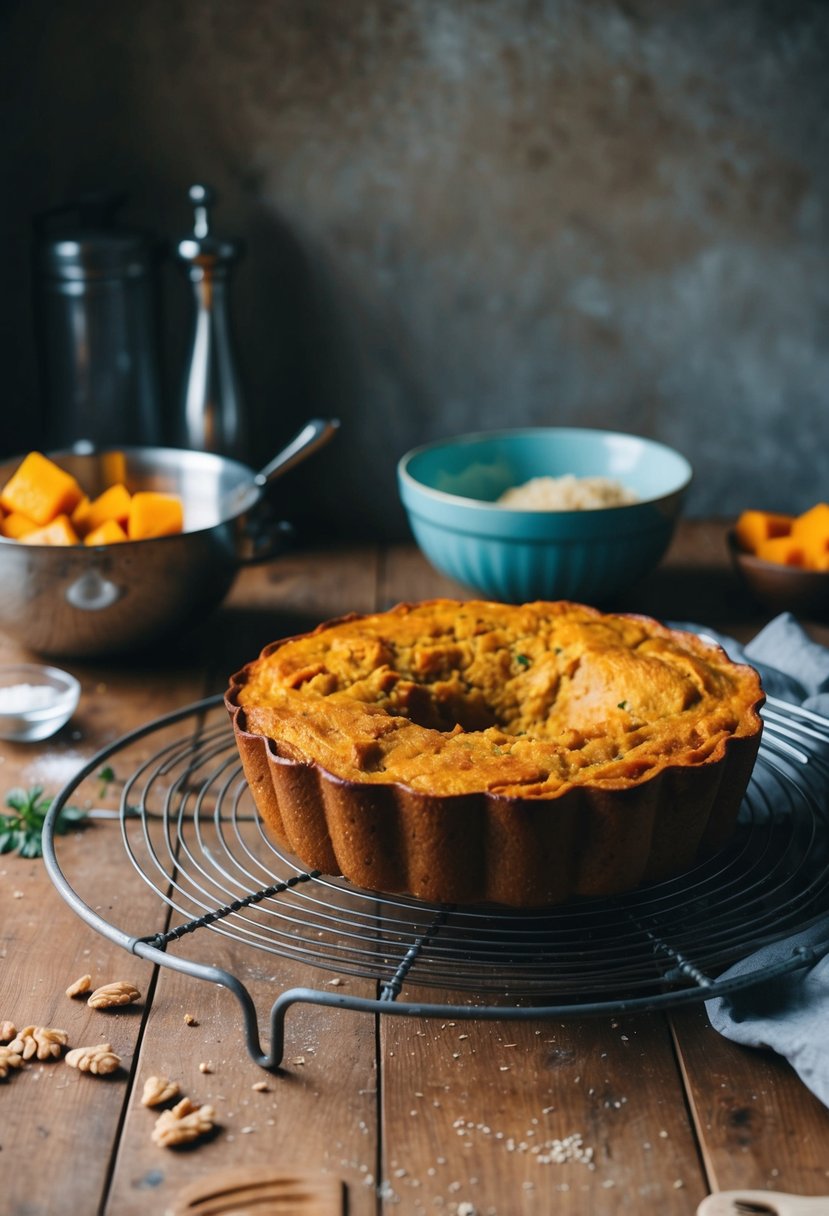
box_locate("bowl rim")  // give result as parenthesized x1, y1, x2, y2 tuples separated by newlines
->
(397, 426, 693, 514)
(0, 662, 81, 719)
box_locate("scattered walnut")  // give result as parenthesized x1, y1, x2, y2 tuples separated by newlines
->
(141, 1075, 181, 1107)
(65, 1043, 121, 1075)
(66, 974, 92, 999)
(183, 1013, 198, 1026)
(9, 1025, 68, 1061)
(0, 1021, 16, 1042)
(0, 1045, 23, 1078)
(151, 1097, 216, 1148)
(251, 1080, 269, 1092)
(198, 1061, 213, 1074)
(87, 981, 141, 1010)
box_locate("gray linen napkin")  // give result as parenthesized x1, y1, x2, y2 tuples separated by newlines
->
(677, 613, 829, 1108)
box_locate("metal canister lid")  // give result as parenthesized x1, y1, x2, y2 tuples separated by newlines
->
(37, 229, 157, 281)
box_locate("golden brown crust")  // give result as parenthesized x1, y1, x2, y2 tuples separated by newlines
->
(225, 600, 764, 906)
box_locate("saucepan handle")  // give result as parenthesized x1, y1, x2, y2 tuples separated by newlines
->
(254, 418, 340, 489)
(234, 417, 339, 563)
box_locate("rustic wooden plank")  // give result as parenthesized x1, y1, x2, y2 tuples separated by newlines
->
(380, 1004, 706, 1212)
(670, 1004, 829, 1196)
(0, 653, 206, 1216)
(378, 543, 465, 608)
(104, 928, 378, 1215)
(659, 525, 829, 1195)
(369, 528, 829, 1213)
(103, 544, 384, 1216)
(377, 539, 708, 1212)
(613, 518, 765, 639)
(215, 545, 382, 680)
(6, 527, 829, 1216)
(1, 825, 156, 1216)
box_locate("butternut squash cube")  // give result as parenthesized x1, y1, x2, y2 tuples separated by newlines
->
(84, 519, 128, 546)
(734, 509, 793, 554)
(791, 502, 829, 569)
(1, 511, 39, 540)
(101, 451, 128, 487)
(73, 483, 132, 537)
(792, 502, 829, 535)
(0, 452, 84, 526)
(127, 492, 184, 540)
(21, 514, 79, 546)
(70, 495, 90, 532)
(755, 535, 806, 567)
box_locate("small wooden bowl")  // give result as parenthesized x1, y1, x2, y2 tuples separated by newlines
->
(728, 531, 829, 618)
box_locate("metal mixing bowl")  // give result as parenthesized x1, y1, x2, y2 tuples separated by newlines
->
(0, 420, 337, 658)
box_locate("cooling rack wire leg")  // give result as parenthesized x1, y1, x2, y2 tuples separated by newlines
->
(134, 936, 390, 1070)
(133, 939, 292, 1070)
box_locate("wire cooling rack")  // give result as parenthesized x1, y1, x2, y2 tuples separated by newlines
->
(42, 695, 829, 1068)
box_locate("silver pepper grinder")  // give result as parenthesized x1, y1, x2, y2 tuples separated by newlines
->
(175, 184, 249, 462)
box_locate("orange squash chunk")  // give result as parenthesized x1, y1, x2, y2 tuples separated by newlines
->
(127, 492, 183, 540)
(1, 511, 39, 540)
(792, 502, 829, 534)
(84, 519, 128, 546)
(21, 514, 79, 546)
(73, 483, 132, 537)
(791, 502, 829, 568)
(101, 451, 128, 486)
(70, 494, 90, 531)
(0, 452, 83, 526)
(755, 535, 806, 566)
(734, 509, 793, 554)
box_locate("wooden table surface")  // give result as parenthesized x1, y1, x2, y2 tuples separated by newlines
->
(2, 521, 829, 1216)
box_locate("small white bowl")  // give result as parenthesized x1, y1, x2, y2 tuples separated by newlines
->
(0, 664, 81, 742)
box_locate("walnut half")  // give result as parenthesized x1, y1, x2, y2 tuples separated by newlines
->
(87, 981, 141, 1010)
(65, 1043, 121, 1075)
(66, 974, 92, 999)
(0, 1045, 23, 1078)
(9, 1025, 68, 1061)
(151, 1097, 216, 1147)
(141, 1075, 181, 1107)
(0, 1021, 16, 1043)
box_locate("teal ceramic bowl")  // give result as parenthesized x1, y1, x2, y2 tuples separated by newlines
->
(397, 428, 692, 603)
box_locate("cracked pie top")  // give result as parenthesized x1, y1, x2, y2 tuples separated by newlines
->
(226, 600, 764, 906)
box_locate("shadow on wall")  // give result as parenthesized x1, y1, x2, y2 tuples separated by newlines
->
(239, 203, 434, 542)
(3, 0, 829, 541)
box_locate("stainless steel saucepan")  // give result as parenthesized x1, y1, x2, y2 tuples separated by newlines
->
(0, 418, 338, 658)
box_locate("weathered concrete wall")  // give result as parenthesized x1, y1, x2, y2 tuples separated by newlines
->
(2, 0, 828, 538)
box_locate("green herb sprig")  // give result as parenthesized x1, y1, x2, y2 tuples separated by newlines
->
(97, 765, 117, 799)
(0, 785, 88, 858)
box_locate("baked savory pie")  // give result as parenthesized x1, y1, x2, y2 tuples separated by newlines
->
(226, 600, 764, 906)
